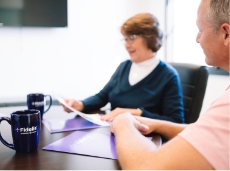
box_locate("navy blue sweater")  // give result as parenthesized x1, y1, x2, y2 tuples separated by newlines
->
(82, 60, 184, 123)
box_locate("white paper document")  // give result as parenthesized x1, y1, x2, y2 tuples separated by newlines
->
(53, 93, 109, 126)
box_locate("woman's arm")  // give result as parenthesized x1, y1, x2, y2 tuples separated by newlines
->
(134, 116, 187, 140)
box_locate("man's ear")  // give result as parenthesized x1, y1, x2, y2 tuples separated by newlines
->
(220, 23, 230, 46)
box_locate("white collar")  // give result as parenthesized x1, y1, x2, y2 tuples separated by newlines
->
(129, 57, 160, 86)
(132, 56, 159, 68)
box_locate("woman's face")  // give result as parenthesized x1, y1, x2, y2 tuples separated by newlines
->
(124, 35, 153, 63)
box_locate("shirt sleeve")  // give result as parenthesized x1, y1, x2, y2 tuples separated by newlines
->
(81, 63, 121, 113)
(178, 88, 230, 170)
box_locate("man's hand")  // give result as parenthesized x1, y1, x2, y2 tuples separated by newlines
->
(110, 112, 149, 134)
(100, 107, 142, 122)
(60, 99, 84, 113)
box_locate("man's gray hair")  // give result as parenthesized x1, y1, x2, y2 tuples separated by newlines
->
(207, 0, 230, 31)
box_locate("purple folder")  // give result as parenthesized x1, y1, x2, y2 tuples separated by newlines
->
(43, 131, 118, 159)
(42, 130, 153, 160)
(42, 115, 109, 133)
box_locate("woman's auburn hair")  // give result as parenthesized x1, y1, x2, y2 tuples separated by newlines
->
(121, 13, 163, 52)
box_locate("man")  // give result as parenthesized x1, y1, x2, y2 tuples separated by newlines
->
(110, 0, 230, 170)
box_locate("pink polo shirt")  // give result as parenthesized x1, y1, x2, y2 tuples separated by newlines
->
(179, 85, 230, 170)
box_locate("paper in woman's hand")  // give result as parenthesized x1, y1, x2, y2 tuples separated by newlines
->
(53, 93, 109, 126)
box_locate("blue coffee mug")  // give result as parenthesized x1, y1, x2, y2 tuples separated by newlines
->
(27, 93, 52, 120)
(0, 109, 41, 153)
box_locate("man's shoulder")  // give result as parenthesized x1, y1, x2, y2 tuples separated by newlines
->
(210, 86, 230, 107)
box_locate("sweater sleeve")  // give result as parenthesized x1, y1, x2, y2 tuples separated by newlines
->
(81, 64, 121, 113)
(141, 74, 184, 123)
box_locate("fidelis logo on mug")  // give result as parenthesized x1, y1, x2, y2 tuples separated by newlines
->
(15, 126, 38, 134)
(32, 101, 44, 107)
(0, 109, 41, 153)
(27, 93, 52, 120)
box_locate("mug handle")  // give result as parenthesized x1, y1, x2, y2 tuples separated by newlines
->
(0, 117, 14, 150)
(44, 95, 52, 113)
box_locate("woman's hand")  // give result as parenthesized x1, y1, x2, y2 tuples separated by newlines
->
(100, 107, 142, 122)
(134, 116, 159, 135)
(60, 99, 84, 113)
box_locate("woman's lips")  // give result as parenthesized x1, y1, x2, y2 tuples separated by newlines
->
(128, 50, 135, 55)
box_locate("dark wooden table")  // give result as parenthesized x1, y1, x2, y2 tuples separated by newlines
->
(0, 106, 121, 170)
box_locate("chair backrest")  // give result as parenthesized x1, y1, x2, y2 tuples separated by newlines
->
(169, 62, 209, 123)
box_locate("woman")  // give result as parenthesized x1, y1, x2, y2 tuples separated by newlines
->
(62, 13, 184, 123)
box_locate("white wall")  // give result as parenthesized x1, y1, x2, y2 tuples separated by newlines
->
(1, 0, 228, 118)
(0, 0, 166, 100)
(173, 0, 206, 65)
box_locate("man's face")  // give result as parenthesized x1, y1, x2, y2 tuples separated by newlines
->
(196, 0, 224, 67)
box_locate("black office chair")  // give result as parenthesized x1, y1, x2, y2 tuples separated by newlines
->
(169, 62, 209, 124)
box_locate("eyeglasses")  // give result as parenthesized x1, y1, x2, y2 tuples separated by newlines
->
(121, 35, 141, 45)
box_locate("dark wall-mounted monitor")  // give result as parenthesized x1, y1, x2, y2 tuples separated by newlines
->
(0, 0, 68, 27)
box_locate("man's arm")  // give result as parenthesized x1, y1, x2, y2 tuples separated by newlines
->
(112, 113, 213, 170)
